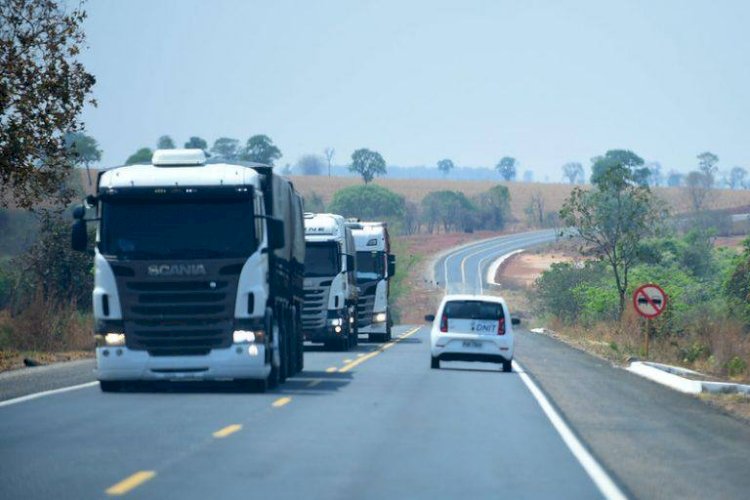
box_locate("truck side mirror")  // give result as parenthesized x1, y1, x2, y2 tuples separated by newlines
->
(511, 317, 521, 326)
(387, 254, 396, 276)
(71, 219, 88, 252)
(266, 217, 285, 250)
(424, 314, 435, 322)
(346, 254, 355, 272)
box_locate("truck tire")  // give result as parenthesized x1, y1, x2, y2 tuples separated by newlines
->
(278, 311, 288, 383)
(349, 311, 359, 347)
(293, 306, 304, 373)
(99, 380, 122, 392)
(385, 323, 392, 342)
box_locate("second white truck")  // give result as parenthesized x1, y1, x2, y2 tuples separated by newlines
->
(302, 213, 359, 350)
(349, 221, 396, 342)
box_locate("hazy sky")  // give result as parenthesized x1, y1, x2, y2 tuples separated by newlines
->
(81, 0, 750, 180)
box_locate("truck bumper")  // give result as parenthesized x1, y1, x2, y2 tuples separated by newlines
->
(304, 326, 347, 343)
(95, 345, 271, 382)
(359, 321, 386, 334)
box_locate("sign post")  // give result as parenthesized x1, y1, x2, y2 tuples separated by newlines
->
(632, 283, 667, 357)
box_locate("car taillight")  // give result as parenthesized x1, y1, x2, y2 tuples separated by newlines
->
(440, 314, 448, 332)
(497, 317, 506, 335)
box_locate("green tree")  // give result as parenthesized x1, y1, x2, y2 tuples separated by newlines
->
(437, 159, 455, 177)
(474, 185, 511, 230)
(210, 137, 240, 160)
(685, 170, 713, 213)
(561, 150, 662, 317)
(496, 156, 517, 181)
(125, 148, 153, 165)
(241, 135, 282, 166)
(296, 154, 325, 175)
(157, 135, 175, 149)
(562, 162, 584, 184)
(0, 0, 96, 210)
(421, 191, 475, 233)
(590, 150, 649, 187)
(349, 148, 387, 184)
(184, 136, 208, 150)
(64, 133, 102, 167)
(324, 147, 335, 177)
(303, 191, 326, 213)
(697, 151, 719, 181)
(328, 185, 404, 220)
(725, 238, 750, 326)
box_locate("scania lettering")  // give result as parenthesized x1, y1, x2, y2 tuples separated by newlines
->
(71, 149, 306, 392)
(348, 221, 396, 342)
(302, 213, 358, 350)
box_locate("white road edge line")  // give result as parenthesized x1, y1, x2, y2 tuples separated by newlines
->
(514, 360, 628, 500)
(0, 381, 98, 409)
(485, 248, 525, 286)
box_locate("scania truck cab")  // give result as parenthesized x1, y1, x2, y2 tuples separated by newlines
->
(301, 213, 358, 350)
(349, 222, 396, 342)
(71, 149, 305, 392)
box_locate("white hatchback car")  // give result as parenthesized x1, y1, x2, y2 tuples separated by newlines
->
(426, 294, 518, 372)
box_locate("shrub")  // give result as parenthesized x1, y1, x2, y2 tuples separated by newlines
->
(328, 184, 405, 220)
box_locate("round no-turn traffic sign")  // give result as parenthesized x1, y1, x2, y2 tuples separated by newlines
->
(633, 283, 667, 318)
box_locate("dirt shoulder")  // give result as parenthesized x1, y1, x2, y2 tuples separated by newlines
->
(0, 349, 92, 373)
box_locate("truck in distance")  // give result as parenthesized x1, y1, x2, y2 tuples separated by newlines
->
(71, 149, 305, 392)
(302, 213, 359, 350)
(348, 221, 396, 342)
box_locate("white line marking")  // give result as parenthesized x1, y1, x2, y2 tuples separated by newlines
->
(514, 360, 627, 500)
(485, 248, 525, 286)
(0, 381, 99, 409)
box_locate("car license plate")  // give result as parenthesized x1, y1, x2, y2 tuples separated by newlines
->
(462, 340, 482, 348)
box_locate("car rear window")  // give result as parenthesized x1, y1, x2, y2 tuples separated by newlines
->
(443, 301, 504, 320)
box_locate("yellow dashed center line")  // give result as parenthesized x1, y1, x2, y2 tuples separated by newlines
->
(343, 359, 352, 363)
(106, 471, 156, 496)
(272, 396, 292, 408)
(213, 424, 242, 438)
(307, 379, 321, 388)
(338, 326, 421, 373)
(325, 366, 338, 373)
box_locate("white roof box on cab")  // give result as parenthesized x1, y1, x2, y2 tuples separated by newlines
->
(152, 149, 206, 167)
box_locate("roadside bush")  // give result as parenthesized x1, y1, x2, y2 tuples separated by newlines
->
(534, 260, 607, 324)
(328, 184, 405, 220)
(303, 191, 325, 213)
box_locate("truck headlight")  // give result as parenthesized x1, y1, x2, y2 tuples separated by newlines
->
(329, 318, 343, 327)
(95, 333, 126, 347)
(233, 330, 265, 344)
(374, 312, 387, 323)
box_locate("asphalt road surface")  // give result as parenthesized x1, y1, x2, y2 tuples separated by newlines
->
(2, 230, 749, 499)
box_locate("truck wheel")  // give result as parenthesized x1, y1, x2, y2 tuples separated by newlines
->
(265, 308, 280, 388)
(502, 359, 513, 373)
(99, 380, 122, 392)
(385, 323, 392, 342)
(278, 316, 288, 384)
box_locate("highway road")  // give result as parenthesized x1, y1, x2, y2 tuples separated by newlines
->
(2, 230, 750, 499)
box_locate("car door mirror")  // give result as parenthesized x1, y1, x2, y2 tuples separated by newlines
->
(424, 314, 435, 322)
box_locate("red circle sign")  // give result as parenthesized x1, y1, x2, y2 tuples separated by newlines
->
(633, 283, 667, 318)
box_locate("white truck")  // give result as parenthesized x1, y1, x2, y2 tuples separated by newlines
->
(71, 149, 305, 392)
(302, 213, 359, 350)
(348, 222, 396, 342)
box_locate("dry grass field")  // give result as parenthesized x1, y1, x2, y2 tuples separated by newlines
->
(76, 170, 750, 222)
(287, 175, 750, 222)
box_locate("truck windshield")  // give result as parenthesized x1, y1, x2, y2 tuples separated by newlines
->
(100, 198, 256, 259)
(304, 242, 341, 277)
(356, 251, 384, 281)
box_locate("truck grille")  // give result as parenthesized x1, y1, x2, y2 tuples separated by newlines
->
(356, 283, 377, 328)
(302, 285, 329, 331)
(113, 261, 243, 356)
